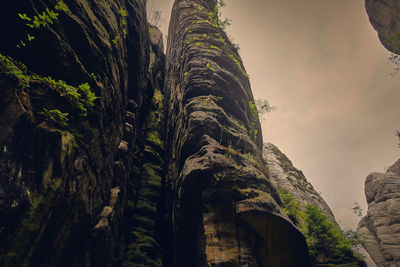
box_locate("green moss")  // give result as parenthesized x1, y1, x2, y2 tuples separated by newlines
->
(146, 132, 163, 147)
(0, 54, 30, 88)
(152, 89, 163, 107)
(383, 30, 400, 54)
(206, 63, 215, 71)
(210, 45, 222, 52)
(142, 164, 162, 188)
(229, 54, 249, 78)
(249, 101, 258, 118)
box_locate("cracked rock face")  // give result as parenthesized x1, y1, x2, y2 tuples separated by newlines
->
(364, 0, 400, 54)
(0, 0, 151, 265)
(357, 159, 400, 266)
(164, 0, 310, 266)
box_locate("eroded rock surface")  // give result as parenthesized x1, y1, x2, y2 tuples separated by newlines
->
(357, 159, 400, 266)
(263, 143, 335, 221)
(0, 0, 160, 266)
(364, 0, 400, 54)
(164, 0, 310, 266)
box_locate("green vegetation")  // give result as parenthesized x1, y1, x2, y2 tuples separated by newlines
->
(17, 1, 68, 48)
(247, 101, 260, 140)
(279, 189, 302, 224)
(383, 30, 400, 55)
(31, 76, 97, 116)
(147, 132, 163, 147)
(39, 108, 69, 126)
(249, 101, 258, 118)
(0, 54, 30, 87)
(118, 8, 128, 17)
(208, 0, 231, 29)
(194, 0, 230, 29)
(279, 189, 364, 264)
(210, 44, 222, 52)
(112, 7, 129, 45)
(229, 54, 248, 78)
(255, 99, 274, 115)
(112, 35, 120, 45)
(0, 54, 97, 117)
(119, 8, 128, 38)
(206, 63, 215, 71)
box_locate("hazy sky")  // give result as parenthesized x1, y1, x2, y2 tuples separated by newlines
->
(148, 0, 400, 230)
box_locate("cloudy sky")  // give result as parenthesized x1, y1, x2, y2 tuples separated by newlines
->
(148, 0, 400, 230)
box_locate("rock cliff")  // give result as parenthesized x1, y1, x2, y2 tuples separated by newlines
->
(264, 143, 365, 266)
(357, 159, 400, 266)
(0, 0, 161, 265)
(0, 0, 369, 266)
(163, 0, 310, 265)
(263, 143, 335, 221)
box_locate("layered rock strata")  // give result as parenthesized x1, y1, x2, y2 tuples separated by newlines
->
(163, 0, 310, 266)
(357, 159, 400, 266)
(0, 0, 159, 265)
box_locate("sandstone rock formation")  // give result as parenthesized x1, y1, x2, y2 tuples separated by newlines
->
(364, 0, 400, 54)
(357, 159, 400, 266)
(163, 0, 310, 265)
(0, 0, 158, 265)
(263, 143, 335, 221)
(264, 143, 367, 266)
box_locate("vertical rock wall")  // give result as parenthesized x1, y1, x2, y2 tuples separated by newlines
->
(0, 0, 154, 265)
(357, 160, 400, 266)
(164, 0, 310, 266)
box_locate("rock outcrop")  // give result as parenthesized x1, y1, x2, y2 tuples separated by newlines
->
(0, 0, 160, 265)
(163, 0, 310, 265)
(364, 0, 400, 54)
(264, 143, 366, 266)
(263, 143, 335, 221)
(357, 159, 400, 266)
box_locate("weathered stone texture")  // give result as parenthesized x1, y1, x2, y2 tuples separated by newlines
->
(163, 0, 310, 266)
(0, 0, 153, 265)
(357, 159, 400, 267)
(263, 142, 335, 221)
